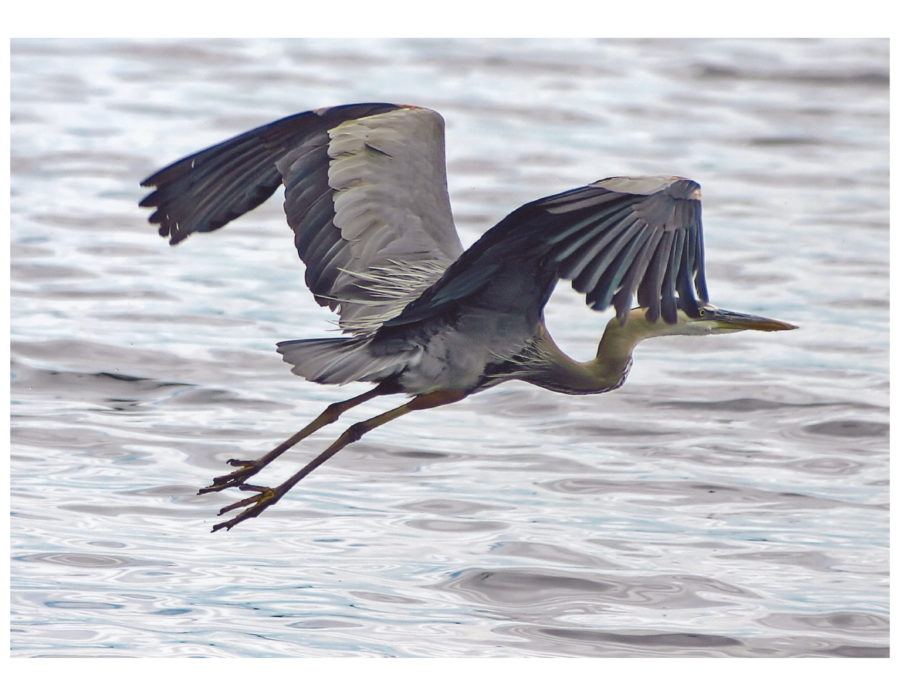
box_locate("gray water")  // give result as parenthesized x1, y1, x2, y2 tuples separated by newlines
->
(10, 38, 888, 658)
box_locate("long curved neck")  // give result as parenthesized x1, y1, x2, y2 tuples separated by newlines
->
(526, 317, 652, 395)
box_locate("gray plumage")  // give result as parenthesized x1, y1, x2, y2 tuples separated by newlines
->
(139, 103, 795, 532)
(142, 103, 708, 395)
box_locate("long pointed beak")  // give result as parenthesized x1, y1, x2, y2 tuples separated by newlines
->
(708, 307, 798, 332)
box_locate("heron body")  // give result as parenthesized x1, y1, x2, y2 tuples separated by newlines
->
(140, 103, 796, 532)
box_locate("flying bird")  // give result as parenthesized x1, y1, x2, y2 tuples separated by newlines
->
(139, 103, 796, 532)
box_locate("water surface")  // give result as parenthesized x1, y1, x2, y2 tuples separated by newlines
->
(10, 38, 888, 657)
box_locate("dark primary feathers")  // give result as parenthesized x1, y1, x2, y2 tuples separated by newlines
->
(140, 103, 396, 243)
(382, 175, 709, 328)
(140, 103, 709, 332)
(140, 102, 462, 331)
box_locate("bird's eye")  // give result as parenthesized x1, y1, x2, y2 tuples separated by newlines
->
(697, 307, 706, 318)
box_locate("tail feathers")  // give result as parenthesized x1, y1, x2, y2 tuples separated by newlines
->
(276, 337, 405, 385)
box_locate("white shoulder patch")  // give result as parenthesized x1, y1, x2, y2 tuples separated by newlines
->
(591, 175, 701, 199)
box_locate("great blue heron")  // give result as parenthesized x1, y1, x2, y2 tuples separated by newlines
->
(140, 102, 796, 532)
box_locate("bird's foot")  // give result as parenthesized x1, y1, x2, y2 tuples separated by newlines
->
(197, 459, 265, 495)
(211, 483, 284, 533)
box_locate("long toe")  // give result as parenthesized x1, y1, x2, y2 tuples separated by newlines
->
(197, 460, 264, 495)
(210, 484, 282, 532)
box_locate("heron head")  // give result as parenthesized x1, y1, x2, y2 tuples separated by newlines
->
(630, 303, 798, 338)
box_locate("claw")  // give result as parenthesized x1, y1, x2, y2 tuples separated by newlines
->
(211, 484, 282, 533)
(197, 459, 264, 495)
(218, 484, 275, 513)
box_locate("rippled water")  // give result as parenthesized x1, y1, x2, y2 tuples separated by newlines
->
(10, 38, 888, 657)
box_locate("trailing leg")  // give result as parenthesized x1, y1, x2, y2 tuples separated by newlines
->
(198, 384, 388, 495)
(211, 389, 467, 532)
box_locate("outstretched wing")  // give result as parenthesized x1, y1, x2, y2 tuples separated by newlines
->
(140, 103, 463, 330)
(382, 176, 709, 329)
(277, 106, 463, 330)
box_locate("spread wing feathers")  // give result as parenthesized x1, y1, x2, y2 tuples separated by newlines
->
(277, 106, 463, 331)
(139, 103, 463, 332)
(382, 176, 709, 329)
(139, 103, 400, 244)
